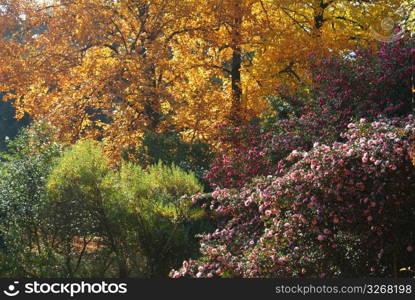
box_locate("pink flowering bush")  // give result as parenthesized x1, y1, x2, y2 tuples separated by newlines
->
(311, 38, 413, 126)
(172, 116, 415, 278)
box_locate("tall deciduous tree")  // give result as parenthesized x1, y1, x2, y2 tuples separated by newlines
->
(0, 0, 406, 158)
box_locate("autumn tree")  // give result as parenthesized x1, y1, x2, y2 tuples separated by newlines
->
(0, 0, 200, 158)
(0, 0, 407, 158)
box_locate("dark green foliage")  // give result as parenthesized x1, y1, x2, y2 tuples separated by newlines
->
(0, 124, 62, 277)
(0, 94, 30, 152)
(122, 129, 214, 189)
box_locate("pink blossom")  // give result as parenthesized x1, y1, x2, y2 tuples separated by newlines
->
(321, 145, 331, 153)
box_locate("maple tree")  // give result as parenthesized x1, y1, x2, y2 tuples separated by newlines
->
(0, 0, 407, 158)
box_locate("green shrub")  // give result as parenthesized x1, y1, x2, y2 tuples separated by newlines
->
(107, 162, 207, 277)
(46, 140, 110, 238)
(0, 124, 63, 277)
(45, 140, 135, 277)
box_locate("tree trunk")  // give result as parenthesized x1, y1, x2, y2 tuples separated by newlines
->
(230, 2, 242, 124)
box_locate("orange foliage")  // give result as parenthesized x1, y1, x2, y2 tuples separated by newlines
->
(0, 0, 405, 159)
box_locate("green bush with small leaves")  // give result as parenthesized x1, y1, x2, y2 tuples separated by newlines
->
(104, 162, 207, 277)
